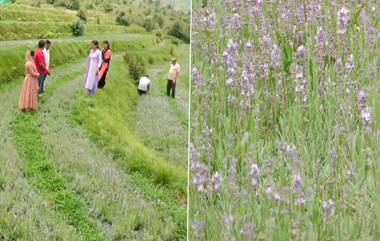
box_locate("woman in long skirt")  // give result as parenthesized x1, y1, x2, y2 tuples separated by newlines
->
(18, 50, 39, 112)
(98, 40, 112, 89)
(84, 40, 102, 95)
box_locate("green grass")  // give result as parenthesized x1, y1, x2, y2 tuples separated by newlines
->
(0, 21, 144, 41)
(71, 53, 187, 196)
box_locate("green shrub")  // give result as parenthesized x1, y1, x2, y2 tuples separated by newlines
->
(46, 0, 55, 4)
(171, 39, 179, 46)
(70, 19, 84, 36)
(116, 11, 130, 26)
(153, 14, 165, 28)
(66, 0, 80, 10)
(142, 18, 154, 32)
(76, 9, 87, 23)
(168, 22, 189, 43)
(103, 3, 113, 12)
(148, 56, 154, 64)
(124, 53, 146, 81)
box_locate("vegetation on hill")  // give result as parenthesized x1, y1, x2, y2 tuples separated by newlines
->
(1, 0, 190, 41)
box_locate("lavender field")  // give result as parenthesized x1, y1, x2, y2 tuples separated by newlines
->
(190, 0, 380, 240)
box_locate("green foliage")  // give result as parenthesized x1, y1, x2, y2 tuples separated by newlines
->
(168, 22, 189, 43)
(124, 53, 146, 81)
(153, 14, 165, 28)
(171, 39, 179, 45)
(70, 19, 85, 36)
(115, 11, 130, 26)
(103, 2, 113, 13)
(66, 0, 80, 10)
(142, 18, 154, 32)
(76, 9, 87, 23)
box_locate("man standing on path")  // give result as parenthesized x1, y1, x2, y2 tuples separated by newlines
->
(166, 58, 180, 98)
(34, 40, 50, 94)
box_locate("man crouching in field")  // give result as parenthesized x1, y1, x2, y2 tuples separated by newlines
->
(137, 74, 151, 96)
(166, 58, 180, 99)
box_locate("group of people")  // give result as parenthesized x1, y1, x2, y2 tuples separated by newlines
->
(84, 40, 112, 95)
(18, 38, 180, 112)
(137, 57, 181, 98)
(18, 39, 112, 112)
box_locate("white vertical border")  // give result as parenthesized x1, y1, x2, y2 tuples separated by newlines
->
(187, 0, 193, 240)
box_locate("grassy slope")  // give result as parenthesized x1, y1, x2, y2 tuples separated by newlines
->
(2, 43, 189, 240)
(70, 43, 189, 238)
(72, 41, 188, 196)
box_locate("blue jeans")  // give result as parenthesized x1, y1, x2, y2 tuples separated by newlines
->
(38, 74, 47, 94)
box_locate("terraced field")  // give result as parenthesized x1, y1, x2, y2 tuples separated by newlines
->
(0, 2, 189, 241)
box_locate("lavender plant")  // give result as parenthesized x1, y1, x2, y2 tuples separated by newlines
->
(190, 0, 380, 240)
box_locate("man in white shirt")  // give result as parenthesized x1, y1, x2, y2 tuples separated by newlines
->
(43, 40, 51, 70)
(166, 58, 180, 98)
(138, 75, 151, 96)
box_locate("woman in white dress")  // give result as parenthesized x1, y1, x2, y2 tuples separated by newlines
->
(84, 40, 102, 95)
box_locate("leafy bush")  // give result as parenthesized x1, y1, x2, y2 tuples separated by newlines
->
(153, 14, 165, 28)
(168, 22, 189, 43)
(46, 0, 55, 4)
(103, 3, 113, 13)
(124, 53, 146, 81)
(66, 0, 80, 10)
(171, 39, 179, 46)
(116, 11, 130, 26)
(70, 19, 84, 36)
(76, 9, 87, 23)
(142, 18, 154, 32)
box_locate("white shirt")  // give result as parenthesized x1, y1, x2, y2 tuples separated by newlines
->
(43, 48, 50, 70)
(138, 76, 151, 91)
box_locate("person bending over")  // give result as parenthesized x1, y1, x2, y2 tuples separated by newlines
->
(138, 75, 151, 96)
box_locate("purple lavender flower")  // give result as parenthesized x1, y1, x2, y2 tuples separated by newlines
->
(245, 41, 252, 51)
(337, 7, 349, 34)
(192, 67, 203, 86)
(210, 171, 222, 192)
(221, 215, 234, 230)
(240, 223, 255, 238)
(295, 45, 306, 58)
(250, 163, 260, 189)
(293, 174, 303, 194)
(315, 27, 325, 51)
(345, 54, 354, 72)
(322, 199, 335, 216)
(192, 220, 205, 237)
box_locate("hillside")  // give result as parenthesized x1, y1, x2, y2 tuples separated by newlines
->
(0, 1, 189, 240)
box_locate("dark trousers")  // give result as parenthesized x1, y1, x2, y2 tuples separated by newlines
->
(167, 79, 176, 98)
(138, 89, 147, 96)
(37, 74, 47, 94)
